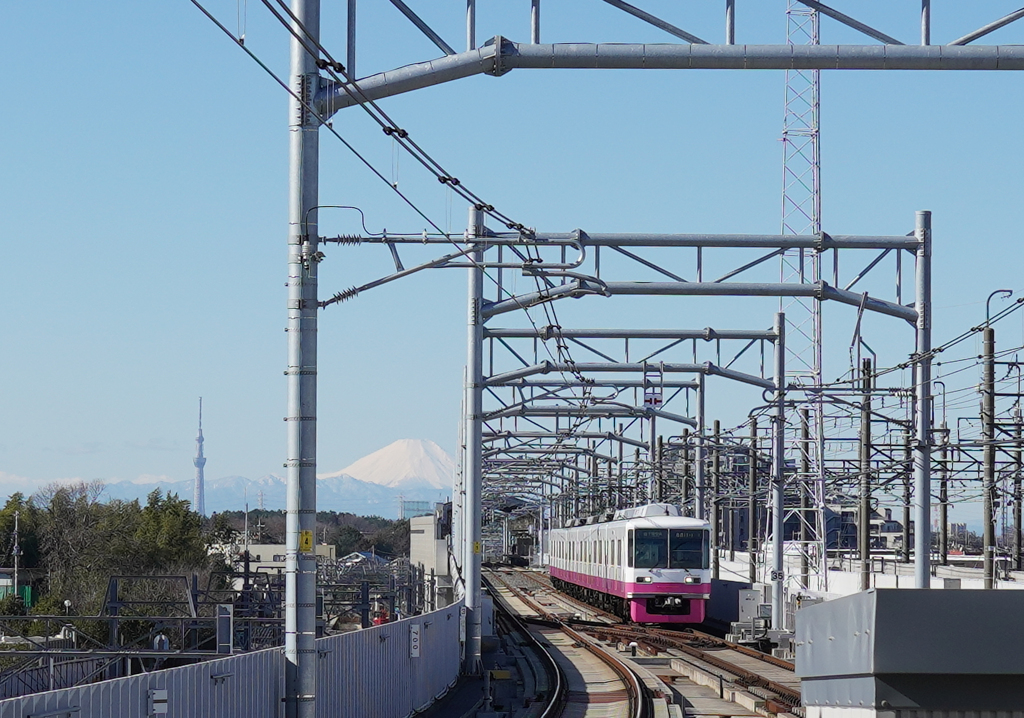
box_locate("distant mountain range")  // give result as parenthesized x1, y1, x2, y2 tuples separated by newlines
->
(101, 439, 454, 519)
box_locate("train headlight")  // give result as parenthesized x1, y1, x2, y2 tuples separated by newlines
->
(683, 576, 700, 584)
(636, 576, 653, 583)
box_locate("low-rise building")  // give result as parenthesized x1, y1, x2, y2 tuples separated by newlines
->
(409, 503, 453, 609)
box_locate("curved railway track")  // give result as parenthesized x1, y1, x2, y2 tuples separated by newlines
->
(485, 572, 649, 717)
(486, 567, 802, 717)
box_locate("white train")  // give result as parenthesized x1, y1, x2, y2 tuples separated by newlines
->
(548, 503, 712, 623)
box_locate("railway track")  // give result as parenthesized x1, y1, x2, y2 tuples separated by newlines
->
(485, 564, 621, 624)
(485, 567, 802, 717)
(485, 571, 649, 717)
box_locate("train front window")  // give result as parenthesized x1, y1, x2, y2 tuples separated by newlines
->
(670, 529, 709, 569)
(633, 528, 668, 569)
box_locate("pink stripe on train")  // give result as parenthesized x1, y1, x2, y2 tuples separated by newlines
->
(549, 565, 708, 623)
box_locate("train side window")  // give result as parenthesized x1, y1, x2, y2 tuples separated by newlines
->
(627, 530, 633, 567)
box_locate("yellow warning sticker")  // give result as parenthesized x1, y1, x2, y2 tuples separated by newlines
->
(299, 530, 314, 553)
(473, 541, 481, 554)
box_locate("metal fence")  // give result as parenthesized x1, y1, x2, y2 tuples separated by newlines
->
(0, 600, 464, 718)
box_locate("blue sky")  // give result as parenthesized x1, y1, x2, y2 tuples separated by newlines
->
(1, 2, 1022, 530)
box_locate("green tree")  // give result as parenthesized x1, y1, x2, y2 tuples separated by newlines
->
(331, 525, 363, 556)
(205, 512, 239, 548)
(357, 520, 410, 557)
(134, 490, 207, 567)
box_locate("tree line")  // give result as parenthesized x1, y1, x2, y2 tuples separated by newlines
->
(207, 509, 411, 558)
(0, 483, 410, 618)
(0, 482, 218, 616)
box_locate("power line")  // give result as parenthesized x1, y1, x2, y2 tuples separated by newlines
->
(191, 0, 610, 482)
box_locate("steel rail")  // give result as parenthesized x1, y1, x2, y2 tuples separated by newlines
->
(485, 575, 568, 718)
(516, 569, 624, 624)
(561, 622, 648, 718)
(485, 570, 648, 718)
(491, 605, 565, 718)
(683, 627, 796, 672)
(584, 624, 801, 710)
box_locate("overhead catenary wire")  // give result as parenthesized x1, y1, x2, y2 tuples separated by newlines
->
(190, 0, 617, 489)
(260, 0, 533, 236)
(189, 0, 452, 240)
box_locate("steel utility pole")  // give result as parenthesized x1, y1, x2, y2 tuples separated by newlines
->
(12, 511, 19, 605)
(284, 0, 320, 714)
(695, 374, 706, 520)
(902, 432, 912, 565)
(747, 418, 758, 585)
(680, 428, 691, 513)
(859, 358, 872, 591)
(771, 312, 786, 631)
(913, 210, 933, 588)
(983, 325, 996, 589)
(799, 408, 810, 589)
(711, 420, 721, 581)
(939, 423, 949, 566)
(464, 207, 485, 674)
(1015, 413, 1022, 571)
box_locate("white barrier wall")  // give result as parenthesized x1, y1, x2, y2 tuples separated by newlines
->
(0, 600, 464, 718)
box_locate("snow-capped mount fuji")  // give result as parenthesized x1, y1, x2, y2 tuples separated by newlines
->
(317, 439, 454, 492)
(98, 439, 454, 518)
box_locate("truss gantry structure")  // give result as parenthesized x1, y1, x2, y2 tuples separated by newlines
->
(254, 0, 1024, 710)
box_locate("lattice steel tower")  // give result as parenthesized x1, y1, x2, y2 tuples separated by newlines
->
(777, 0, 827, 594)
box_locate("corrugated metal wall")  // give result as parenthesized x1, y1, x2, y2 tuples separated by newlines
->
(316, 602, 464, 718)
(0, 600, 464, 718)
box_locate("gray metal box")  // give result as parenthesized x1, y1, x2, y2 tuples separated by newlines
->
(796, 589, 1024, 710)
(737, 589, 761, 623)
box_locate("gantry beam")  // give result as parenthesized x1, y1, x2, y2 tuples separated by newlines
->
(319, 41, 1024, 114)
(485, 327, 777, 340)
(483, 281, 916, 322)
(484, 361, 775, 390)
